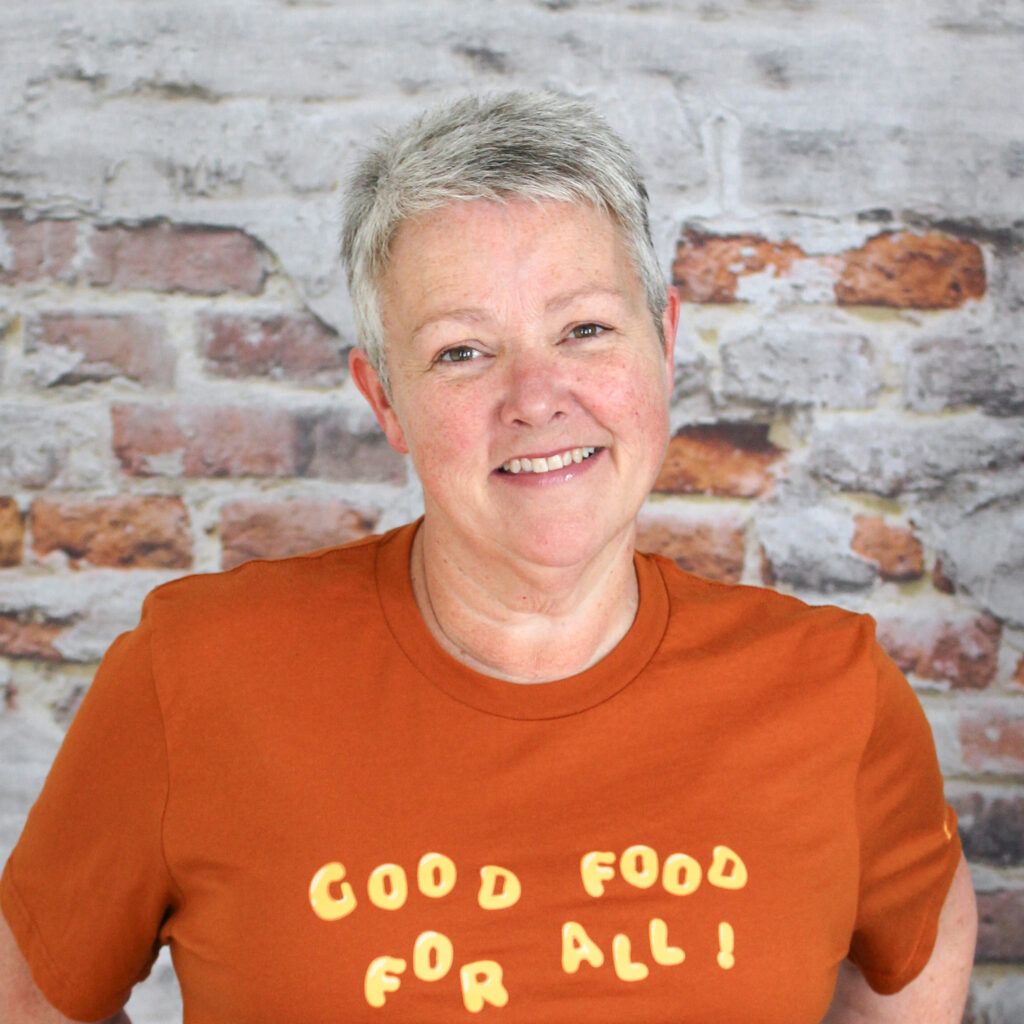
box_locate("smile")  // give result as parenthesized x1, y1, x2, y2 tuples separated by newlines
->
(500, 447, 598, 475)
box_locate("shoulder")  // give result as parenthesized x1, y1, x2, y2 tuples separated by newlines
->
(640, 549, 877, 665)
(141, 526, 400, 639)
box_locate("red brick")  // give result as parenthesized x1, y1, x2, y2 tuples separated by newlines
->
(0, 499, 25, 566)
(850, 515, 924, 581)
(0, 613, 65, 661)
(87, 223, 267, 295)
(1014, 655, 1024, 688)
(673, 229, 986, 311)
(31, 496, 192, 569)
(302, 411, 408, 485)
(835, 232, 986, 309)
(112, 404, 300, 478)
(976, 890, 1024, 962)
(877, 613, 1001, 690)
(220, 501, 379, 569)
(962, 708, 1024, 773)
(0, 217, 77, 284)
(654, 424, 781, 497)
(636, 515, 745, 583)
(672, 231, 806, 303)
(29, 313, 175, 387)
(198, 313, 344, 384)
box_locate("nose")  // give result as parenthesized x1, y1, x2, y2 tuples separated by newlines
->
(498, 347, 573, 429)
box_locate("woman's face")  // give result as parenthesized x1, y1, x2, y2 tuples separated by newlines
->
(351, 198, 678, 574)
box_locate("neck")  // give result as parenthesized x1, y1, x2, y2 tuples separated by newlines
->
(409, 519, 639, 683)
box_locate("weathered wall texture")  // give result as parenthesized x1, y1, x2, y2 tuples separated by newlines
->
(1, 1, 1022, 1019)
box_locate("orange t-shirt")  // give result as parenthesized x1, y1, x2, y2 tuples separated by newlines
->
(2, 522, 960, 1023)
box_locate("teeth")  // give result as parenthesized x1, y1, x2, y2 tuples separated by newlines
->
(502, 447, 597, 475)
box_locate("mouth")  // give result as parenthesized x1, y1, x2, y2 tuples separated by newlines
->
(498, 446, 599, 475)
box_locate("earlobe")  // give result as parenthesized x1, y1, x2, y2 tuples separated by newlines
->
(661, 286, 681, 381)
(348, 348, 410, 454)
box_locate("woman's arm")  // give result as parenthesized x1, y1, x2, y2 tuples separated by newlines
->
(821, 853, 977, 1024)
(0, 912, 131, 1024)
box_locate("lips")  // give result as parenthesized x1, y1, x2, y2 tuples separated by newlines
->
(499, 446, 598, 475)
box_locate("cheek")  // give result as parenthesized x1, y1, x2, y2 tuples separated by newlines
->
(593, 355, 669, 435)
(400, 392, 489, 468)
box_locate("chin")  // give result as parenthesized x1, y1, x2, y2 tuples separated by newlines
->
(504, 521, 634, 570)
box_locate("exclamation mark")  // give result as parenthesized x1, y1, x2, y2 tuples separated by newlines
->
(717, 922, 735, 969)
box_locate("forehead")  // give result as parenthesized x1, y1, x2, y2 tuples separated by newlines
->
(380, 198, 641, 321)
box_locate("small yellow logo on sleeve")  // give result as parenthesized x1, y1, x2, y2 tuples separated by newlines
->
(942, 808, 955, 842)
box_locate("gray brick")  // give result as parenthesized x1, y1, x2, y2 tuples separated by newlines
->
(966, 971, 1024, 1024)
(808, 413, 1024, 497)
(905, 332, 1024, 417)
(951, 788, 1024, 867)
(923, 489, 1024, 628)
(928, 0, 1024, 34)
(0, 405, 113, 490)
(0, 571, 173, 662)
(757, 499, 876, 593)
(299, 410, 408, 486)
(742, 125, 1024, 223)
(0, 709, 62, 863)
(988, 237, 1024, 314)
(720, 327, 880, 409)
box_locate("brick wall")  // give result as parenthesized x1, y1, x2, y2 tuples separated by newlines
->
(1, 2, 1022, 1020)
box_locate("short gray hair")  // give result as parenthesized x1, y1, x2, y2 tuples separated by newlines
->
(341, 91, 667, 391)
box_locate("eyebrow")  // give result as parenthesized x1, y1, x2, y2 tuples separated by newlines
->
(410, 308, 491, 342)
(545, 285, 629, 313)
(410, 286, 629, 339)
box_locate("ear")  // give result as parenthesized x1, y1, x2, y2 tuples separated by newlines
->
(660, 286, 680, 383)
(349, 348, 409, 454)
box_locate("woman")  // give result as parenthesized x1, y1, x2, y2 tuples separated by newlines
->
(2, 92, 975, 1023)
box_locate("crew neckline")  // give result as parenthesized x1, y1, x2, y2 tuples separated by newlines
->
(375, 520, 671, 720)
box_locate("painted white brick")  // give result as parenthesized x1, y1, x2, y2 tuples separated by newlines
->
(808, 412, 1024, 496)
(968, 972, 1024, 1024)
(0, 571, 178, 662)
(0, 708, 62, 863)
(720, 325, 881, 409)
(926, 495, 1024, 629)
(904, 330, 1024, 417)
(0, 0, 1021, 1009)
(756, 494, 876, 593)
(0, 403, 115, 490)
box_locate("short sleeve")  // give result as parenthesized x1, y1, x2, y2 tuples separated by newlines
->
(847, 640, 962, 994)
(0, 606, 178, 1021)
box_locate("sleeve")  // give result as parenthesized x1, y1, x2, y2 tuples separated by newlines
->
(0, 607, 179, 1022)
(846, 639, 963, 994)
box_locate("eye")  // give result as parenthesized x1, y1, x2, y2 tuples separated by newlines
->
(436, 344, 482, 364)
(567, 323, 608, 340)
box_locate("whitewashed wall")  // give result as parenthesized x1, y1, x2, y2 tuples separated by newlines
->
(1, 2, 1022, 1020)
